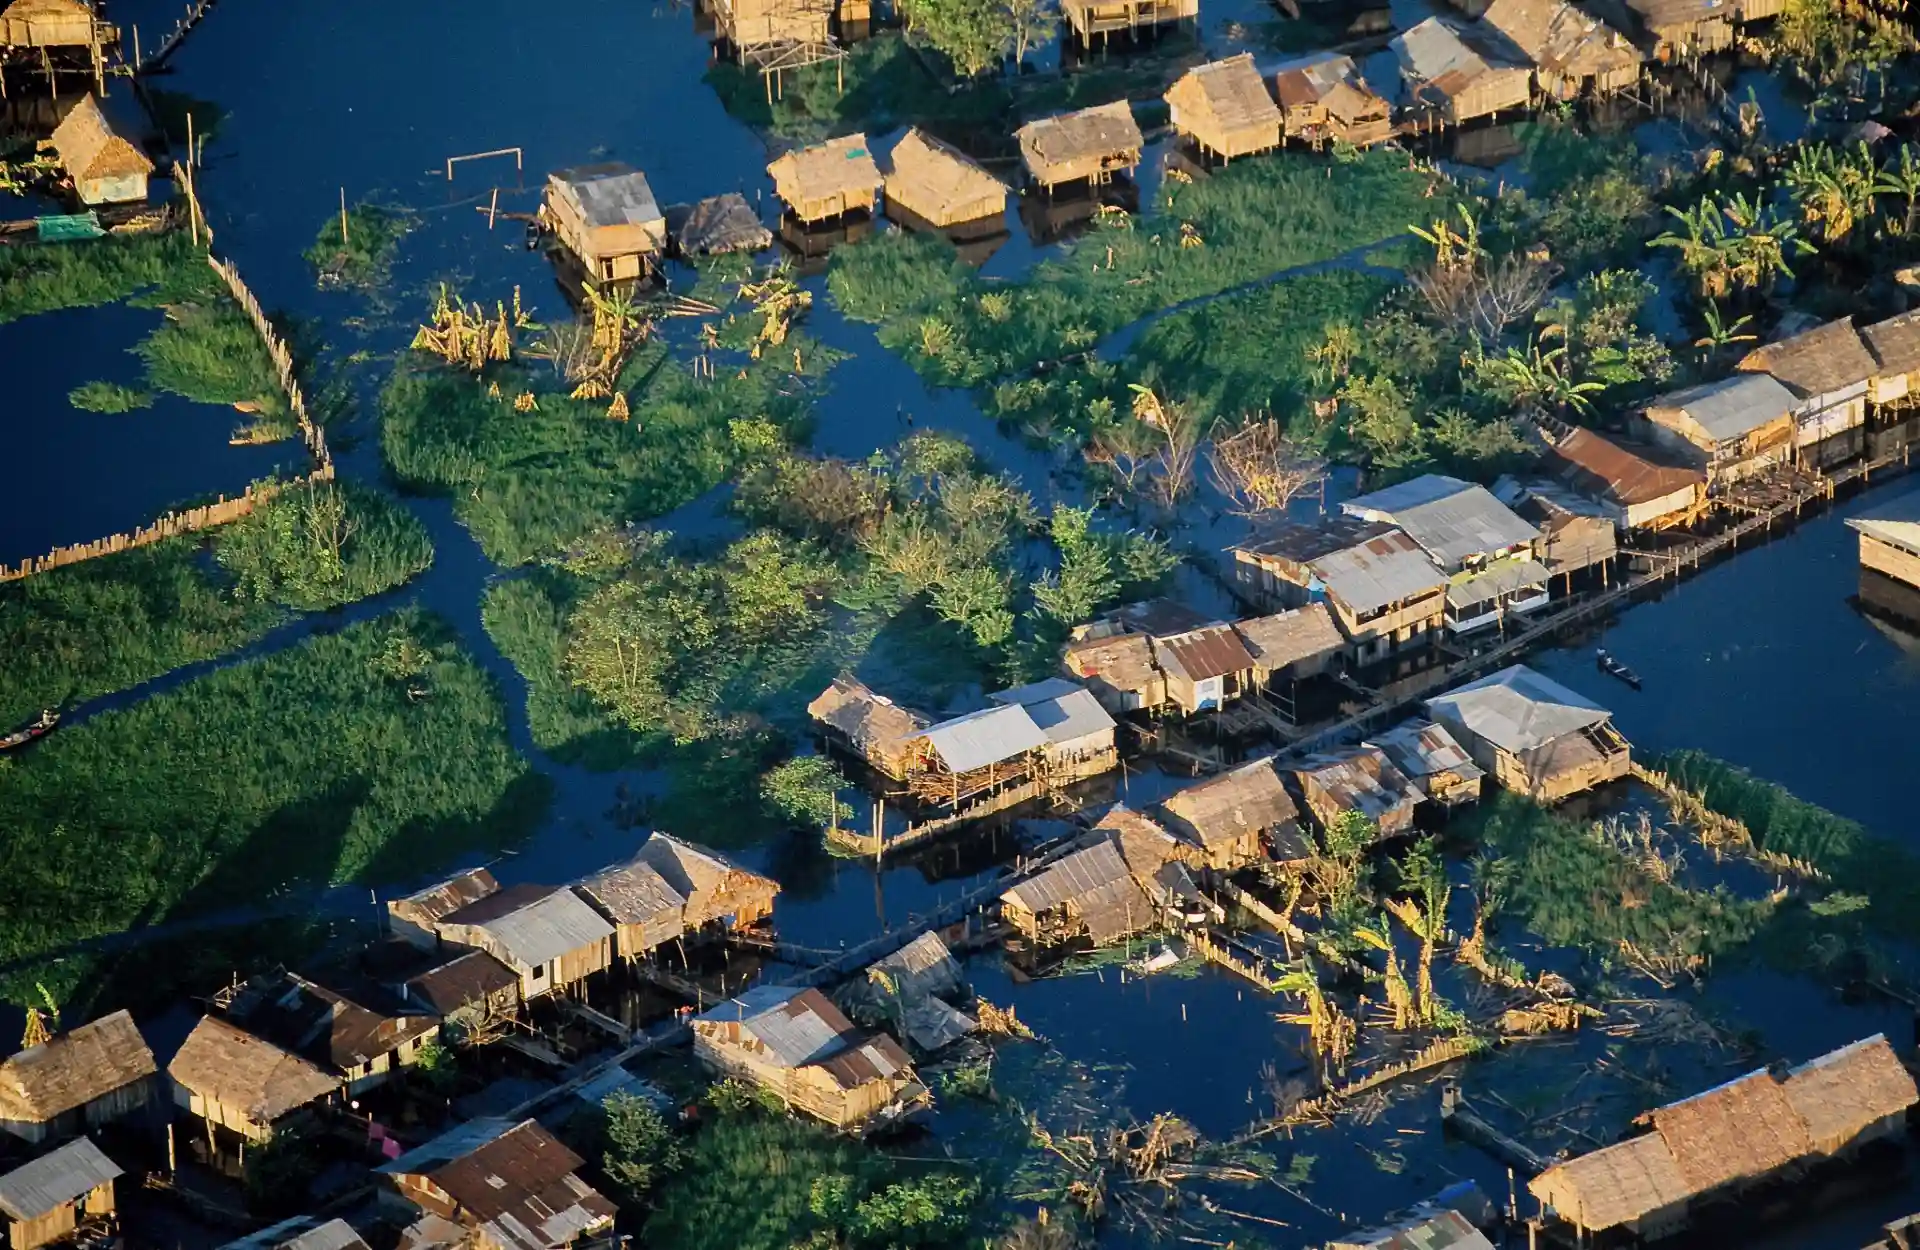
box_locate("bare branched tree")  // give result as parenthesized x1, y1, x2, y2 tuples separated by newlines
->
(302, 483, 357, 583)
(1207, 414, 1328, 518)
(1411, 253, 1558, 348)
(1128, 384, 1202, 507)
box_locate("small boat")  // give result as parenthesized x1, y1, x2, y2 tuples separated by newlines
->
(1595, 649, 1642, 691)
(1128, 944, 1183, 975)
(0, 708, 59, 751)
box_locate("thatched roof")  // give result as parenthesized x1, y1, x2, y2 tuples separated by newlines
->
(808, 677, 929, 754)
(1863, 310, 1920, 380)
(1063, 631, 1161, 695)
(1737, 317, 1879, 399)
(1480, 0, 1638, 76)
(50, 94, 151, 182)
(885, 128, 1005, 221)
(1532, 1035, 1919, 1232)
(1233, 604, 1343, 672)
(872, 932, 965, 1003)
(169, 1016, 338, 1127)
(1158, 758, 1299, 850)
(627, 831, 779, 928)
(1016, 101, 1143, 177)
(667, 193, 771, 257)
(767, 134, 882, 208)
(1165, 54, 1282, 132)
(0, 1010, 155, 1123)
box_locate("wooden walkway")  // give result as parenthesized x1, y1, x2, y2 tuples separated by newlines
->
(137, 0, 216, 74)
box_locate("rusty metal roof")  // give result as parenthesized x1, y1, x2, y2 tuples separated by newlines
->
(1306, 529, 1448, 616)
(386, 1119, 614, 1250)
(1546, 427, 1704, 507)
(1153, 624, 1257, 683)
(391, 869, 500, 926)
(403, 951, 520, 1017)
(1343, 475, 1540, 567)
(227, 971, 438, 1073)
(1368, 719, 1484, 784)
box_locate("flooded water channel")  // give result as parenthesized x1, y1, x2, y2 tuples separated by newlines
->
(9, 0, 1920, 1243)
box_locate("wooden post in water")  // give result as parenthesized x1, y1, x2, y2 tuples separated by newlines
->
(340, 187, 350, 246)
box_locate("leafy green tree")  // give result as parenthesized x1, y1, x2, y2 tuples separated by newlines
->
(597, 1091, 683, 1209)
(906, 0, 1014, 77)
(411, 1037, 461, 1096)
(243, 1125, 321, 1218)
(762, 756, 854, 831)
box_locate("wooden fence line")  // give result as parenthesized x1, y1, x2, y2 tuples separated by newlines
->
(0, 252, 332, 583)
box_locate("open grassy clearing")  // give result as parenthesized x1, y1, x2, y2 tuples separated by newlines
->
(0, 608, 548, 1004)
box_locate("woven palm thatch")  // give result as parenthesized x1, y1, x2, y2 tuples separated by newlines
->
(169, 1016, 338, 1130)
(1, 0, 96, 47)
(1016, 101, 1143, 189)
(0, 1011, 154, 1126)
(50, 96, 151, 182)
(1164, 55, 1282, 159)
(884, 128, 1006, 229)
(767, 134, 882, 223)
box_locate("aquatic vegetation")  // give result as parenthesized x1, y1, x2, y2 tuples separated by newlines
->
(761, 755, 854, 831)
(0, 232, 213, 324)
(305, 203, 413, 288)
(481, 572, 645, 768)
(66, 380, 154, 413)
(135, 298, 286, 419)
(828, 230, 973, 324)
(0, 538, 285, 725)
(0, 609, 548, 989)
(215, 479, 434, 610)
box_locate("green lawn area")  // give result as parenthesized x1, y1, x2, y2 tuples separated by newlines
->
(0, 608, 549, 1001)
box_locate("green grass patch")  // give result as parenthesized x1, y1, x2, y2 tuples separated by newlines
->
(216, 479, 434, 611)
(834, 147, 1438, 388)
(1467, 791, 1771, 961)
(0, 538, 285, 726)
(481, 570, 644, 769)
(0, 608, 549, 976)
(135, 298, 285, 414)
(67, 380, 154, 413)
(306, 204, 413, 289)
(379, 346, 816, 566)
(0, 231, 214, 324)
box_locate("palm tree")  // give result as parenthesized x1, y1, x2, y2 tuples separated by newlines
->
(1652, 199, 1736, 300)
(1720, 193, 1807, 293)
(1881, 145, 1920, 237)
(1693, 302, 1758, 367)
(1479, 344, 1606, 417)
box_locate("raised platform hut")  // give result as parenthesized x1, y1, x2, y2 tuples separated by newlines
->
(1391, 18, 1533, 128)
(1426, 663, 1630, 801)
(1638, 373, 1798, 486)
(48, 95, 150, 207)
(577, 832, 780, 961)
(1737, 317, 1878, 470)
(710, 0, 832, 60)
(388, 868, 499, 951)
(694, 987, 928, 1132)
(1531, 1035, 1918, 1242)
(380, 1118, 615, 1250)
(1151, 623, 1259, 714)
(223, 972, 439, 1097)
(1016, 101, 1143, 191)
(0, 1137, 120, 1250)
(768, 134, 882, 224)
(1062, 631, 1168, 714)
(1291, 746, 1422, 840)
(1864, 310, 1920, 412)
(540, 164, 667, 283)
(1478, 0, 1640, 98)
(809, 676, 929, 780)
(1341, 474, 1548, 635)
(168, 1015, 339, 1144)
(986, 678, 1119, 782)
(1000, 834, 1160, 947)
(1234, 603, 1345, 689)
(0, 0, 108, 50)
(0, 1010, 156, 1146)
(883, 128, 1007, 231)
(1540, 426, 1707, 530)
(668, 193, 773, 257)
(1616, 0, 1733, 58)
(1849, 491, 1920, 594)
(1272, 53, 1396, 146)
(1495, 478, 1620, 586)
(1165, 54, 1282, 161)
(1157, 757, 1308, 868)
(434, 885, 614, 1001)
(1060, 0, 1198, 46)
(1231, 518, 1448, 665)
(1367, 719, 1484, 809)
(900, 680, 1116, 806)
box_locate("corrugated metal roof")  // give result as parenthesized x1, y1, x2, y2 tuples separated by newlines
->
(1331, 1207, 1495, 1250)
(697, 986, 856, 1068)
(1445, 558, 1550, 609)
(0, 1137, 121, 1220)
(1294, 746, 1422, 828)
(220, 1215, 373, 1250)
(1546, 428, 1705, 507)
(405, 950, 519, 1016)
(471, 889, 614, 969)
(1426, 664, 1611, 754)
(1306, 529, 1448, 615)
(990, 682, 1116, 745)
(1647, 373, 1796, 442)
(1153, 624, 1257, 683)
(1848, 490, 1920, 557)
(550, 163, 663, 231)
(1368, 719, 1483, 783)
(914, 703, 1051, 773)
(1002, 838, 1134, 913)
(1344, 475, 1540, 567)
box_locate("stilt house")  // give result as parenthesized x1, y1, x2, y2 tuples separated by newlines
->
(1864, 310, 1920, 410)
(540, 164, 667, 283)
(168, 1015, 340, 1143)
(394, 950, 521, 1026)
(1232, 518, 1449, 665)
(710, 0, 832, 57)
(379, 1118, 616, 1250)
(1291, 746, 1422, 840)
(1494, 478, 1619, 584)
(1272, 54, 1396, 146)
(0, 1011, 157, 1145)
(1539, 426, 1707, 530)
(1367, 719, 1484, 809)
(1342, 474, 1548, 634)
(1332, 1208, 1494, 1250)
(577, 832, 780, 961)
(388, 869, 500, 951)
(48, 95, 150, 206)
(1060, 0, 1198, 46)
(1848, 491, 1920, 594)
(901, 680, 1115, 805)
(1016, 101, 1144, 191)
(1390, 18, 1533, 127)
(1477, 0, 1640, 98)
(1157, 757, 1309, 868)
(1531, 1035, 1918, 1241)
(1165, 54, 1283, 161)
(693, 987, 929, 1132)
(433, 885, 614, 1001)
(768, 134, 882, 224)
(985, 679, 1119, 781)
(0, 1137, 120, 1250)
(1151, 624, 1259, 714)
(1425, 663, 1630, 801)
(1000, 834, 1162, 946)
(223, 971, 440, 1096)
(1638, 373, 1799, 486)
(1062, 631, 1168, 714)
(883, 128, 1007, 230)
(219, 1216, 373, 1250)
(0, 0, 103, 48)
(808, 676, 930, 780)
(1614, 0, 1733, 58)
(864, 932, 976, 1053)
(1234, 603, 1345, 688)
(1737, 318, 1878, 469)
(667, 193, 772, 257)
